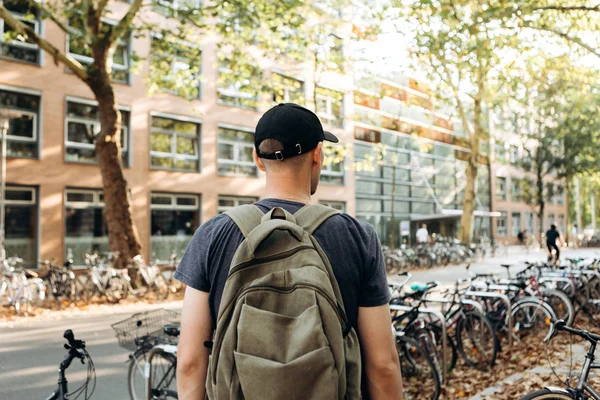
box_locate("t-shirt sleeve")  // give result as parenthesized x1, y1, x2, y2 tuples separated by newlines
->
(173, 218, 220, 293)
(358, 223, 391, 307)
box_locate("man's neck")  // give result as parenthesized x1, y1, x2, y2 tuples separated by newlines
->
(263, 178, 311, 204)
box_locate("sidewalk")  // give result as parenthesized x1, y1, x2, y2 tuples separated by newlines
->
(469, 343, 588, 399)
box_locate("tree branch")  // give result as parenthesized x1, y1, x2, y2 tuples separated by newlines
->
(437, 62, 474, 139)
(0, 5, 88, 81)
(110, 0, 143, 44)
(522, 23, 600, 58)
(533, 4, 600, 12)
(26, 0, 76, 36)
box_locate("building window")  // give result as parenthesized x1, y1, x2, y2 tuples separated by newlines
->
(548, 213, 555, 229)
(509, 145, 519, 164)
(319, 200, 346, 212)
(65, 189, 108, 264)
(217, 59, 261, 110)
(558, 214, 565, 231)
(217, 126, 257, 177)
(150, 193, 200, 262)
(511, 212, 521, 236)
(321, 144, 345, 185)
(556, 185, 565, 205)
(496, 212, 507, 237)
(153, 0, 201, 15)
(150, 36, 201, 99)
(525, 211, 535, 233)
(150, 114, 201, 172)
(495, 141, 506, 163)
(496, 177, 507, 201)
(272, 73, 305, 106)
(67, 17, 130, 84)
(510, 178, 521, 202)
(0, 88, 40, 158)
(316, 87, 344, 128)
(0, 0, 41, 64)
(5, 185, 37, 267)
(546, 183, 555, 204)
(65, 99, 130, 165)
(218, 195, 258, 214)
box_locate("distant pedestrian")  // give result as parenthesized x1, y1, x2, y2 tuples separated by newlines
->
(517, 230, 526, 246)
(546, 224, 564, 263)
(416, 223, 430, 244)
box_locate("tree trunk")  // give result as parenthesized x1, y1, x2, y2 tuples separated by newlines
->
(90, 74, 142, 267)
(537, 162, 545, 240)
(565, 174, 571, 244)
(459, 99, 482, 244)
(459, 160, 477, 243)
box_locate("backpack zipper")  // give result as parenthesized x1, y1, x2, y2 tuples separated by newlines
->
(227, 245, 314, 278)
(212, 282, 351, 384)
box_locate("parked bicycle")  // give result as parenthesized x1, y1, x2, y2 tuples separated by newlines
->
(45, 329, 95, 400)
(112, 308, 180, 400)
(520, 319, 600, 399)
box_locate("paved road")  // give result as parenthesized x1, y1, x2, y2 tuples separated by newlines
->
(405, 247, 600, 287)
(0, 301, 182, 400)
(1, 247, 599, 400)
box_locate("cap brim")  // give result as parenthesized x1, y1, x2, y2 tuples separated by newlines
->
(323, 130, 339, 143)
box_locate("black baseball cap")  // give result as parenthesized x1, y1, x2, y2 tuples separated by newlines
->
(255, 103, 339, 160)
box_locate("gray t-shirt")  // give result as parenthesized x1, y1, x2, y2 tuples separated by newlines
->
(174, 198, 390, 332)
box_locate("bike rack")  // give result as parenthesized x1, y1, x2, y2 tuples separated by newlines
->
(464, 291, 513, 349)
(538, 277, 576, 297)
(145, 344, 178, 400)
(390, 304, 448, 384)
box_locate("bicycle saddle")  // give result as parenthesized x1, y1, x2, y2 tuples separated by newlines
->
(500, 264, 512, 269)
(24, 269, 38, 279)
(163, 324, 180, 337)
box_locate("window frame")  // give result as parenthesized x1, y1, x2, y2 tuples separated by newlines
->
(149, 111, 202, 173)
(496, 212, 508, 237)
(65, 188, 105, 209)
(272, 72, 305, 105)
(150, 192, 199, 211)
(320, 144, 345, 186)
(4, 184, 38, 267)
(0, 7, 42, 65)
(511, 212, 522, 236)
(65, 18, 131, 84)
(150, 34, 202, 99)
(315, 86, 344, 128)
(0, 85, 42, 159)
(217, 195, 258, 214)
(64, 96, 131, 166)
(496, 176, 507, 201)
(216, 124, 258, 178)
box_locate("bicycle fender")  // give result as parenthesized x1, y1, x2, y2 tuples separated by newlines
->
(542, 386, 576, 396)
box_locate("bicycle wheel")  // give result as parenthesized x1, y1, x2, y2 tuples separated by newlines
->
(518, 388, 574, 399)
(540, 289, 574, 326)
(430, 324, 458, 372)
(105, 276, 128, 303)
(456, 310, 498, 371)
(128, 350, 177, 400)
(154, 275, 169, 300)
(396, 334, 440, 400)
(511, 299, 556, 342)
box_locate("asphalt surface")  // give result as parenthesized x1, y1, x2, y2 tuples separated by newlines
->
(0, 302, 182, 400)
(1, 247, 599, 400)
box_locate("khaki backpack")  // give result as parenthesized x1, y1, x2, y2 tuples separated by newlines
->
(206, 204, 362, 400)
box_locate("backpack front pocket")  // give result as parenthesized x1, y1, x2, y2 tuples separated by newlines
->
(237, 301, 328, 363)
(233, 347, 337, 400)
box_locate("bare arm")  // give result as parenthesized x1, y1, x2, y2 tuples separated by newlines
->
(177, 286, 213, 399)
(358, 305, 403, 399)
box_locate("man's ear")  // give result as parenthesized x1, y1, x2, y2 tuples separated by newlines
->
(313, 142, 323, 166)
(254, 149, 266, 172)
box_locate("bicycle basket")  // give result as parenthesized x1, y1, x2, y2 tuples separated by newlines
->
(111, 308, 180, 352)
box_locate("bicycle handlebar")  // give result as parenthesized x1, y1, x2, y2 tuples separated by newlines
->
(546, 320, 600, 344)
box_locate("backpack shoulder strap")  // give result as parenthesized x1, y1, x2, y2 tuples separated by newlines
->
(293, 204, 340, 234)
(224, 205, 265, 238)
